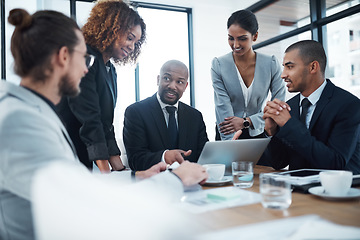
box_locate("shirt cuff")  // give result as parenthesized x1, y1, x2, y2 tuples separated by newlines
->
(161, 150, 169, 163)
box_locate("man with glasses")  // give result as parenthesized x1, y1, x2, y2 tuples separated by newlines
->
(0, 9, 207, 240)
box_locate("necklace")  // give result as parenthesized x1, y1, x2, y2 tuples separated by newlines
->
(236, 62, 250, 71)
(234, 52, 255, 71)
(234, 57, 252, 71)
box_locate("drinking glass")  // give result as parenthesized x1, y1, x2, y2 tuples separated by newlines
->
(232, 161, 253, 188)
(260, 173, 292, 210)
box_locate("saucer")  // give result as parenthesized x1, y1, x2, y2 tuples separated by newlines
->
(204, 176, 232, 186)
(308, 186, 360, 200)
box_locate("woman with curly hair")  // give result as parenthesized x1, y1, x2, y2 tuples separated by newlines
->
(57, 0, 146, 173)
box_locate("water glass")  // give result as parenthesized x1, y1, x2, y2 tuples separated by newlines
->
(232, 161, 254, 188)
(259, 173, 292, 210)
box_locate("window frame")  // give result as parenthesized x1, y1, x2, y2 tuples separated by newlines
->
(248, 0, 360, 53)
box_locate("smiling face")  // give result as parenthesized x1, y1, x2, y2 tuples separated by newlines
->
(157, 61, 189, 105)
(228, 24, 257, 57)
(111, 24, 142, 61)
(281, 48, 311, 95)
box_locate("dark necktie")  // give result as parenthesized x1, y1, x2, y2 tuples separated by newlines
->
(300, 98, 311, 126)
(166, 106, 178, 149)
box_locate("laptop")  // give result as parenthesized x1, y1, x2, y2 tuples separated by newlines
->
(197, 138, 271, 176)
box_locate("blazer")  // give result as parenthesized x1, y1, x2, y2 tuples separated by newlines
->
(211, 52, 286, 140)
(261, 79, 360, 174)
(0, 81, 79, 240)
(123, 94, 209, 171)
(57, 45, 120, 169)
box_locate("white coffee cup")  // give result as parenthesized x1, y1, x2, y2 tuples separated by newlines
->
(319, 170, 353, 196)
(203, 164, 225, 181)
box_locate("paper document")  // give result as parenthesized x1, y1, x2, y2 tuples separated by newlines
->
(195, 214, 360, 240)
(176, 186, 261, 214)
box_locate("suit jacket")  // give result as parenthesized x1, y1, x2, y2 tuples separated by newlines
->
(0, 81, 79, 240)
(57, 45, 120, 169)
(261, 79, 360, 174)
(123, 94, 209, 171)
(211, 52, 286, 140)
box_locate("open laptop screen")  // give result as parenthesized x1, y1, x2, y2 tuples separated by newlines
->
(197, 138, 270, 176)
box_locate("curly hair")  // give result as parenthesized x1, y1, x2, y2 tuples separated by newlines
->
(82, 0, 146, 65)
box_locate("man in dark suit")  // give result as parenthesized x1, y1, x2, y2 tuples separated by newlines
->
(261, 40, 360, 174)
(123, 60, 209, 171)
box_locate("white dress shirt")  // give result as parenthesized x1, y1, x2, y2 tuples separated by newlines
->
(156, 93, 179, 162)
(235, 64, 254, 117)
(299, 80, 327, 128)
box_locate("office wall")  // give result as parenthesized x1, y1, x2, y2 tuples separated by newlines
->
(136, 0, 258, 140)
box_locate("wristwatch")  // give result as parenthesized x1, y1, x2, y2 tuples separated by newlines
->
(243, 118, 250, 129)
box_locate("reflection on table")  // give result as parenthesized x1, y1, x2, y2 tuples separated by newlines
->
(196, 165, 360, 232)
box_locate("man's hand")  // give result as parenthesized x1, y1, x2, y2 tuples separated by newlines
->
(172, 161, 208, 186)
(164, 149, 192, 165)
(135, 162, 167, 180)
(263, 99, 291, 130)
(109, 155, 125, 171)
(232, 129, 242, 140)
(263, 117, 278, 136)
(219, 116, 243, 135)
(95, 160, 111, 173)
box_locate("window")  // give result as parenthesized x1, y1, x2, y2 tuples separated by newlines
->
(3, 0, 70, 84)
(113, 3, 193, 144)
(136, 7, 190, 104)
(251, 0, 360, 100)
(1, 1, 194, 143)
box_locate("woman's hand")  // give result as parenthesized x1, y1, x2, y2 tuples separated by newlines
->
(219, 116, 243, 135)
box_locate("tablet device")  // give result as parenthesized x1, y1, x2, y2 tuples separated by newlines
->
(278, 169, 359, 193)
(278, 169, 323, 179)
(277, 169, 329, 186)
(197, 138, 270, 176)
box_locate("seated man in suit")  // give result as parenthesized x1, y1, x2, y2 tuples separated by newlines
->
(123, 60, 209, 171)
(261, 40, 360, 174)
(0, 9, 207, 240)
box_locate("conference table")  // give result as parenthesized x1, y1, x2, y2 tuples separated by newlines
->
(196, 165, 360, 232)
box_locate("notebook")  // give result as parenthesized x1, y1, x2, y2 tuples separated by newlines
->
(197, 138, 270, 176)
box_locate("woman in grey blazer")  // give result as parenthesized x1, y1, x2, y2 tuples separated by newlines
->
(211, 10, 286, 141)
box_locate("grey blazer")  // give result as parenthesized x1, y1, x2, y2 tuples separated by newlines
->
(0, 81, 79, 240)
(211, 52, 286, 140)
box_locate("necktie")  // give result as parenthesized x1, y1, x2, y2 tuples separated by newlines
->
(166, 106, 178, 149)
(300, 98, 311, 126)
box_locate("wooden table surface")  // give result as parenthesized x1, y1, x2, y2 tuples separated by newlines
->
(196, 165, 360, 231)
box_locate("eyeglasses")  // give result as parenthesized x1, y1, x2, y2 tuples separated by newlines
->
(73, 49, 95, 69)
(84, 53, 95, 69)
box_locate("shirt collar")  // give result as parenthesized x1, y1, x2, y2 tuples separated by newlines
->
(156, 93, 179, 110)
(22, 86, 56, 112)
(299, 80, 327, 106)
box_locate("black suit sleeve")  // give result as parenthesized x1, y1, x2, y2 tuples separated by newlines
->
(263, 97, 360, 172)
(67, 57, 119, 161)
(195, 112, 209, 161)
(123, 105, 164, 171)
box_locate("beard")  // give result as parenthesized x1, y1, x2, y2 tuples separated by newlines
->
(159, 89, 180, 105)
(58, 74, 80, 97)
